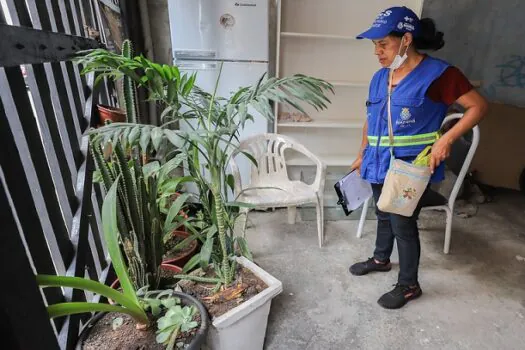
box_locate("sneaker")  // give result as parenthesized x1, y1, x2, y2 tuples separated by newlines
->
(377, 283, 422, 309)
(349, 257, 392, 276)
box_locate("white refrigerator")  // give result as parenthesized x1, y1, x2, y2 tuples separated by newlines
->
(167, 0, 270, 196)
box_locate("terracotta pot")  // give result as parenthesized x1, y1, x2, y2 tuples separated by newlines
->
(162, 230, 199, 268)
(109, 264, 182, 304)
(76, 291, 210, 350)
(97, 104, 126, 126)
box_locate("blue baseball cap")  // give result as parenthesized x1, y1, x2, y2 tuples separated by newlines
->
(356, 6, 420, 40)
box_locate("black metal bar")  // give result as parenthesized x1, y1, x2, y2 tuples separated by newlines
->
(89, 189, 108, 268)
(1, 66, 74, 266)
(0, 80, 65, 304)
(0, 24, 101, 67)
(61, 1, 88, 120)
(0, 168, 60, 350)
(88, 0, 100, 32)
(27, 64, 78, 222)
(53, 61, 83, 166)
(47, 62, 81, 178)
(10, 0, 32, 27)
(64, 0, 80, 36)
(15, 0, 77, 218)
(87, 229, 102, 280)
(65, 61, 87, 130)
(60, 133, 96, 350)
(31, 1, 83, 169)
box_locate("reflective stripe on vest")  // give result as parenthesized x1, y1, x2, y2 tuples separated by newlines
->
(367, 131, 439, 147)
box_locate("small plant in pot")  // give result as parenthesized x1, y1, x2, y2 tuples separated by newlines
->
(158, 185, 200, 269)
(36, 179, 209, 349)
(95, 39, 139, 126)
(90, 136, 196, 289)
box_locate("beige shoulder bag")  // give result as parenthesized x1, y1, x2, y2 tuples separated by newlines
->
(376, 70, 432, 217)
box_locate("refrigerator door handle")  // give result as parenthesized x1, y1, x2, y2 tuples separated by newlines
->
(177, 61, 218, 71)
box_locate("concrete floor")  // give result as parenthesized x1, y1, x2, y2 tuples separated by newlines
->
(246, 191, 525, 350)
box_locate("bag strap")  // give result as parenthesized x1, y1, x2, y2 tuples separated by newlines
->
(387, 70, 395, 158)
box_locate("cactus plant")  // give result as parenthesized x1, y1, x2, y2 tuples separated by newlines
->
(90, 137, 188, 290)
(122, 39, 139, 124)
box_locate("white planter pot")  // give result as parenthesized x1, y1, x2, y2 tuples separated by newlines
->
(203, 256, 283, 350)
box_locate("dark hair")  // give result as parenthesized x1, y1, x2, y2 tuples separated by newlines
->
(390, 18, 445, 51)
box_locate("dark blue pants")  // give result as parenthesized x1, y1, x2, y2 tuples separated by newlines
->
(371, 184, 426, 286)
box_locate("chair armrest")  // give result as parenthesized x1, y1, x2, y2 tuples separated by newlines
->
(288, 141, 327, 193)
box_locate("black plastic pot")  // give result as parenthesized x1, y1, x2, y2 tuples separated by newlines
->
(75, 291, 210, 350)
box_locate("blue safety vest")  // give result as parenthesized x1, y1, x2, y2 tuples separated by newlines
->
(361, 55, 450, 184)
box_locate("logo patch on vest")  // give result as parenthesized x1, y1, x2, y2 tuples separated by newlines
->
(396, 107, 415, 127)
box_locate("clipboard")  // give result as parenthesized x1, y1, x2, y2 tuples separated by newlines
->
(334, 170, 373, 216)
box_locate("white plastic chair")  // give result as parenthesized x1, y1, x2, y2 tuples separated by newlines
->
(356, 113, 480, 254)
(229, 133, 327, 247)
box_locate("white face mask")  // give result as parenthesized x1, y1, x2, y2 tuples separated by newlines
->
(389, 37, 411, 70)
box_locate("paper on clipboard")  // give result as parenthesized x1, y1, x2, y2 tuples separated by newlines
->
(334, 170, 373, 216)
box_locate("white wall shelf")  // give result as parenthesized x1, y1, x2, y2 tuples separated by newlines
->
(329, 80, 369, 88)
(278, 119, 364, 129)
(281, 32, 359, 40)
(287, 154, 358, 167)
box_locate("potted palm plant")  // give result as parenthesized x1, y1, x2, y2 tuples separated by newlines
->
(36, 179, 210, 349)
(84, 56, 333, 348)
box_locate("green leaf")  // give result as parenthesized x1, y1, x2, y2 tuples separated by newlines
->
(235, 236, 253, 261)
(140, 126, 152, 153)
(128, 126, 141, 146)
(145, 298, 163, 316)
(240, 151, 258, 167)
(158, 154, 187, 184)
(35, 275, 146, 321)
(182, 253, 201, 274)
(143, 161, 160, 179)
(159, 176, 192, 196)
(163, 64, 173, 80)
(226, 174, 235, 193)
(161, 298, 177, 309)
(164, 129, 186, 149)
(167, 80, 177, 103)
(151, 127, 164, 151)
(102, 177, 143, 308)
(164, 193, 191, 233)
(199, 230, 215, 269)
(181, 321, 198, 333)
(183, 74, 196, 95)
(156, 327, 174, 344)
(46, 302, 131, 319)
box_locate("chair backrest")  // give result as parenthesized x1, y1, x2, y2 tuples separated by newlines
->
(233, 133, 292, 185)
(232, 133, 319, 186)
(442, 113, 480, 206)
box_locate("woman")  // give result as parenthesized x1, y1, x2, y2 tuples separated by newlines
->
(349, 6, 488, 309)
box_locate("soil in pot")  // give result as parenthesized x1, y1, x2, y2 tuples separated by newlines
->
(163, 231, 199, 268)
(178, 264, 268, 318)
(81, 311, 202, 350)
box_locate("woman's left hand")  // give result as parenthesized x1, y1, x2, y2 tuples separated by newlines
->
(430, 136, 452, 173)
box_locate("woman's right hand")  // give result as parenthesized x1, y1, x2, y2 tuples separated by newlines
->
(350, 155, 363, 176)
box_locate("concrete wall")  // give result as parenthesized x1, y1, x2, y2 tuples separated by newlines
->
(422, 0, 525, 107)
(147, 0, 173, 65)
